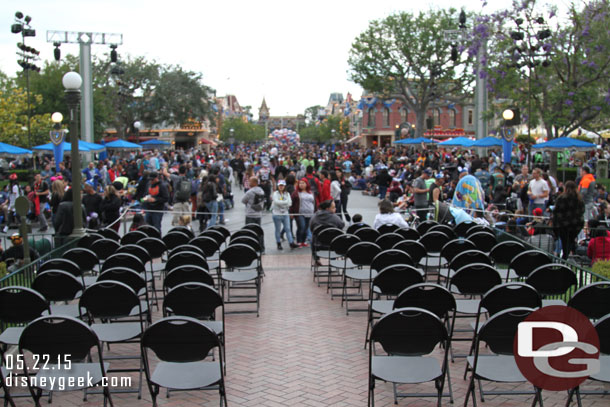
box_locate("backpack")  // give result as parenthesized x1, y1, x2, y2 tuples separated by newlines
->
(251, 192, 265, 212)
(176, 177, 191, 202)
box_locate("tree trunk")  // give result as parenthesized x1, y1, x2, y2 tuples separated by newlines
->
(546, 124, 557, 179)
(415, 108, 426, 138)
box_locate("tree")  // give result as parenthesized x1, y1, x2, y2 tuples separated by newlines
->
(304, 105, 324, 124)
(219, 118, 265, 143)
(348, 8, 475, 138)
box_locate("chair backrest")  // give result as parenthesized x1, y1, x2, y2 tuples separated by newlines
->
(428, 224, 457, 240)
(137, 237, 167, 260)
(230, 235, 262, 254)
(33, 270, 83, 302)
(330, 234, 361, 256)
(163, 231, 191, 251)
(98, 227, 121, 241)
(230, 229, 259, 242)
(490, 240, 526, 266)
(220, 244, 258, 268)
(370, 308, 447, 355)
(39, 258, 81, 277)
(138, 224, 161, 239)
(242, 223, 264, 237)
(392, 240, 427, 264)
(163, 282, 222, 320)
(371, 249, 413, 272)
(200, 229, 226, 247)
(416, 220, 439, 236)
(120, 230, 148, 246)
(164, 266, 215, 292)
(377, 223, 400, 235)
(80, 280, 141, 320)
(595, 314, 610, 354)
(393, 283, 456, 319)
(354, 227, 380, 243)
(346, 222, 370, 235)
(166, 251, 208, 273)
(396, 228, 420, 241)
(526, 263, 577, 297)
(189, 236, 220, 258)
(97, 267, 146, 294)
(168, 226, 195, 240)
(207, 225, 230, 241)
(77, 233, 104, 249)
(117, 244, 152, 265)
(102, 252, 145, 274)
(453, 221, 476, 237)
(465, 224, 494, 238)
(419, 231, 451, 254)
(477, 307, 534, 355)
(19, 315, 101, 362)
(450, 263, 502, 296)
(480, 283, 542, 317)
(316, 227, 344, 247)
(64, 247, 99, 272)
(441, 239, 477, 263)
(345, 242, 381, 267)
(568, 282, 610, 320)
(141, 316, 221, 362)
(449, 249, 492, 271)
(90, 238, 120, 261)
(509, 249, 551, 279)
(168, 244, 205, 259)
(0, 286, 49, 324)
(467, 231, 497, 253)
(373, 264, 424, 297)
(375, 233, 404, 251)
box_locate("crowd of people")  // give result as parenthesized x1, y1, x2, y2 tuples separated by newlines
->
(1, 140, 610, 265)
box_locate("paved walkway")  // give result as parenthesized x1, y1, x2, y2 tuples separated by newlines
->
(6, 252, 608, 406)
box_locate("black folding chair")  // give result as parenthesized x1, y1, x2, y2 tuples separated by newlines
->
(32, 270, 84, 318)
(219, 243, 261, 316)
(392, 240, 427, 267)
(395, 228, 420, 241)
(0, 286, 50, 347)
(568, 281, 610, 321)
(138, 224, 162, 239)
(141, 316, 227, 407)
(98, 227, 121, 241)
(168, 244, 205, 259)
(467, 231, 497, 253)
(168, 226, 195, 240)
(120, 230, 148, 246)
(374, 233, 403, 251)
(77, 232, 104, 249)
(526, 263, 577, 306)
(346, 222, 370, 235)
(416, 220, 438, 235)
(163, 231, 191, 251)
(428, 224, 457, 240)
(164, 265, 215, 293)
(377, 223, 400, 235)
(354, 227, 381, 243)
(90, 238, 120, 262)
(489, 240, 526, 280)
(509, 249, 551, 280)
(454, 221, 476, 237)
(341, 242, 381, 314)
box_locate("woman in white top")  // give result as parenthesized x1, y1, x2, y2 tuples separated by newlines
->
(272, 180, 298, 250)
(373, 199, 409, 230)
(330, 172, 342, 214)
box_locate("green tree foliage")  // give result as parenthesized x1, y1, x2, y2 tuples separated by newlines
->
(304, 105, 324, 124)
(220, 118, 265, 143)
(348, 8, 475, 137)
(298, 115, 349, 142)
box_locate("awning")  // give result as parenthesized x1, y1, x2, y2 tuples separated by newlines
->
(199, 138, 217, 146)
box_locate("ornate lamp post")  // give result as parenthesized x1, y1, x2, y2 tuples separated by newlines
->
(134, 120, 142, 144)
(62, 72, 85, 237)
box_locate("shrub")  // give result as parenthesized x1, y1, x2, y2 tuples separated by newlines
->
(592, 259, 610, 281)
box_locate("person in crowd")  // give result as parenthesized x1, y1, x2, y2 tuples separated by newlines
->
(291, 178, 315, 247)
(373, 199, 409, 230)
(330, 172, 341, 220)
(578, 165, 597, 221)
(336, 169, 352, 223)
(143, 171, 169, 234)
(178, 214, 193, 233)
(129, 213, 147, 232)
(428, 173, 444, 207)
(172, 165, 192, 226)
(241, 176, 266, 253)
(49, 178, 65, 226)
(32, 173, 49, 232)
(82, 180, 102, 229)
(412, 169, 430, 221)
(53, 189, 86, 246)
(587, 219, 610, 264)
(598, 201, 610, 229)
(0, 233, 38, 270)
(272, 180, 298, 250)
(309, 199, 345, 265)
(100, 185, 122, 232)
(200, 174, 219, 228)
(553, 180, 585, 260)
(527, 168, 550, 215)
(375, 168, 392, 200)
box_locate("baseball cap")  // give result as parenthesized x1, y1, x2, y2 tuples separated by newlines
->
(435, 173, 444, 179)
(533, 207, 543, 216)
(423, 169, 432, 176)
(277, 180, 286, 186)
(85, 180, 95, 188)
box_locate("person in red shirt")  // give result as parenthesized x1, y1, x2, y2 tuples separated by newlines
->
(317, 170, 331, 206)
(587, 219, 610, 264)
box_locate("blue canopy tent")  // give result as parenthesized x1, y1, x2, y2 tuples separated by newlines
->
(394, 137, 438, 145)
(32, 141, 91, 152)
(472, 136, 508, 147)
(79, 140, 106, 152)
(105, 139, 142, 150)
(0, 142, 32, 156)
(532, 137, 596, 151)
(140, 139, 171, 147)
(438, 137, 475, 147)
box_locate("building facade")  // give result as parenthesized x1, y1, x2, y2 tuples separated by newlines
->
(257, 98, 306, 132)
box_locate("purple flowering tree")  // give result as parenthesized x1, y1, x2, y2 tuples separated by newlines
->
(348, 9, 476, 138)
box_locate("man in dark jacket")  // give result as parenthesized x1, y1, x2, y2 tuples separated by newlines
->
(53, 189, 86, 246)
(309, 199, 345, 265)
(144, 172, 169, 234)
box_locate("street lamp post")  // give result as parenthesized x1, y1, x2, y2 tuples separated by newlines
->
(63, 72, 86, 238)
(229, 128, 235, 144)
(134, 120, 142, 144)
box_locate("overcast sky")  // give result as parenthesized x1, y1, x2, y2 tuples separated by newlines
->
(1, 0, 570, 117)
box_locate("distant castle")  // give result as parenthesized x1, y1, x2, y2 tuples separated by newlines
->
(257, 98, 305, 131)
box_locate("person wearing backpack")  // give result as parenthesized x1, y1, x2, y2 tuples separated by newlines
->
(241, 176, 266, 253)
(172, 165, 192, 226)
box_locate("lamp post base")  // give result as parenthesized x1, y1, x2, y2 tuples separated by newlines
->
(70, 227, 87, 239)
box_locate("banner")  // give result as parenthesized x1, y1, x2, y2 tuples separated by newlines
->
(49, 130, 64, 173)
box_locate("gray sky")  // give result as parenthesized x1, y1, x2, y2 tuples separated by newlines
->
(1, 0, 568, 117)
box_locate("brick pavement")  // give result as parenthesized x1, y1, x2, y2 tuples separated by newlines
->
(4, 252, 609, 406)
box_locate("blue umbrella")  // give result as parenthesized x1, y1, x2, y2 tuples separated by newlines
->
(32, 141, 90, 152)
(394, 137, 438, 145)
(140, 139, 171, 146)
(79, 140, 106, 152)
(105, 139, 142, 149)
(471, 136, 504, 147)
(532, 137, 596, 151)
(0, 142, 32, 156)
(438, 137, 475, 147)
